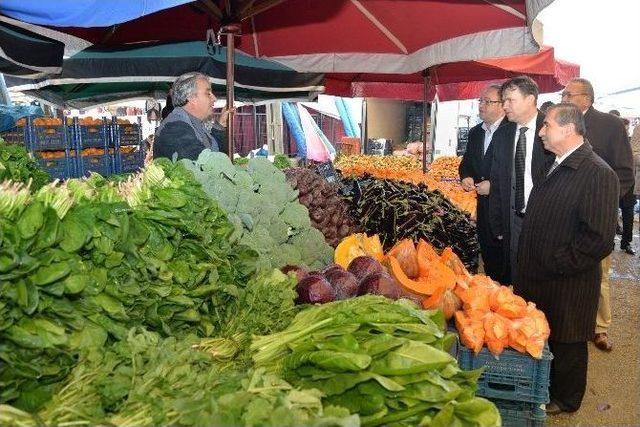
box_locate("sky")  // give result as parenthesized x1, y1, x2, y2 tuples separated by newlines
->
(538, 0, 640, 112)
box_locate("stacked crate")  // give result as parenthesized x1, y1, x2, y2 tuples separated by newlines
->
(6, 116, 145, 180)
(457, 343, 553, 426)
(111, 117, 144, 174)
(25, 116, 76, 180)
(71, 117, 112, 177)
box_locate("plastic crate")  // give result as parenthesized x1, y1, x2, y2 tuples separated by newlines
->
(492, 399, 546, 427)
(0, 126, 28, 145)
(116, 146, 145, 174)
(78, 153, 112, 177)
(457, 344, 553, 403)
(31, 124, 69, 150)
(37, 156, 75, 180)
(75, 123, 109, 148)
(113, 122, 142, 146)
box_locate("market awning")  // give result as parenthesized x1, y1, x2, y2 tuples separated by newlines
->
(7, 0, 554, 74)
(4, 41, 325, 108)
(324, 47, 580, 101)
(0, 0, 193, 27)
(0, 20, 64, 77)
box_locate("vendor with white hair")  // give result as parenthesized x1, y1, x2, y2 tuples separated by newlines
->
(154, 72, 231, 160)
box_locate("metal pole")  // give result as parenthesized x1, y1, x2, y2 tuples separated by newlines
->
(223, 24, 240, 158)
(422, 72, 429, 173)
(361, 98, 367, 154)
(430, 96, 438, 164)
(0, 74, 11, 105)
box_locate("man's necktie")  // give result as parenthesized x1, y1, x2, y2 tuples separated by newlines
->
(514, 127, 527, 212)
(547, 159, 560, 176)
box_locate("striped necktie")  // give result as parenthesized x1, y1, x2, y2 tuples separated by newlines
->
(547, 159, 560, 176)
(514, 127, 527, 212)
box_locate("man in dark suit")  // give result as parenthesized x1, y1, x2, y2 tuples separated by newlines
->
(154, 72, 230, 160)
(562, 78, 635, 351)
(488, 76, 552, 283)
(459, 84, 508, 283)
(517, 103, 618, 414)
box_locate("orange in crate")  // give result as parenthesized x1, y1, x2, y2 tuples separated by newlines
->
(338, 137, 361, 155)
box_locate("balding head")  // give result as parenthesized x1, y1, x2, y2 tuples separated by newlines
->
(562, 78, 594, 112)
(478, 84, 504, 125)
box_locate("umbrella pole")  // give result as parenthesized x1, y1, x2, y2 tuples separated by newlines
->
(422, 72, 430, 173)
(223, 24, 240, 158)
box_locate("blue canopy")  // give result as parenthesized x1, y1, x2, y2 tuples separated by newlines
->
(0, 0, 193, 27)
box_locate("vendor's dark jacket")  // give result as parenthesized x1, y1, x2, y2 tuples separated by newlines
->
(515, 142, 619, 342)
(583, 106, 634, 197)
(154, 114, 227, 161)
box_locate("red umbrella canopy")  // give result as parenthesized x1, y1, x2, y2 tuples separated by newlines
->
(41, 0, 554, 74)
(324, 46, 580, 101)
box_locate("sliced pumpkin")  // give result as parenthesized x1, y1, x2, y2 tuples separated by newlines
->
(386, 239, 418, 278)
(440, 247, 469, 276)
(334, 234, 364, 268)
(416, 239, 439, 278)
(362, 234, 384, 261)
(387, 256, 440, 295)
(426, 260, 457, 290)
(421, 286, 446, 310)
(335, 233, 385, 268)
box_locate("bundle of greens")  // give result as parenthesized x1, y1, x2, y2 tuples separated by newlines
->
(252, 296, 500, 427)
(285, 167, 359, 247)
(0, 138, 49, 190)
(0, 328, 359, 427)
(0, 161, 260, 410)
(181, 150, 333, 271)
(341, 176, 480, 271)
(273, 154, 293, 170)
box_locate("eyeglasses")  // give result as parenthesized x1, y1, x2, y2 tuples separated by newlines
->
(478, 99, 502, 105)
(560, 92, 587, 99)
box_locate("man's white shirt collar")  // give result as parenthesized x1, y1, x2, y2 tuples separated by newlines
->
(482, 116, 504, 133)
(555, 142, 584, 165)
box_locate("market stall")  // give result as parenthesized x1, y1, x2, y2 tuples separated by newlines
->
(2, 0, 554, 155)
(0, 2, 560, 425)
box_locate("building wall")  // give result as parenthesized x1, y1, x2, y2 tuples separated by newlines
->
(365, 99, 407, 149)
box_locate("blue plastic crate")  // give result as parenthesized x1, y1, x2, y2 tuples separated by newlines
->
(1, 126, 28, 145)
(78, 153, 112, 177)
(117, 147, 145, 174)
(114, 122, 142, 146)
(31, 124, 69, 150)
(457, 343, 553, 403)
(492, 399, 546, 427)
(37, 156, 75, 180)
(75, 124, 109, 149)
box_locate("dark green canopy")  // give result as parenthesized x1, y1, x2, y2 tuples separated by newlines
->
(5, 41, 324, 108)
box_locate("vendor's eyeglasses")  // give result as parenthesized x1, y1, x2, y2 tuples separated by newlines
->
(478, 99, 502, 105)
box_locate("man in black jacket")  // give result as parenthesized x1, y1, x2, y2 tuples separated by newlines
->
(459, 84, 508, 283)
(488, 76, 552, 283)
(517, 103, 618, 414)
(562, 78, 635, 352)
(154, 72, 230, 160)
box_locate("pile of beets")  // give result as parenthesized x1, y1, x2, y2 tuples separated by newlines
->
(283, 256, 422, 305)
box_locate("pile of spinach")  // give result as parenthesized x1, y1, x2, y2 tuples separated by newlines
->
(0, 138, 49, 190)
(0, 160, 262, 411)
(181, 151, 333, 271)
(1, 327, 358, 427)
(252, 296, 500, 427)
